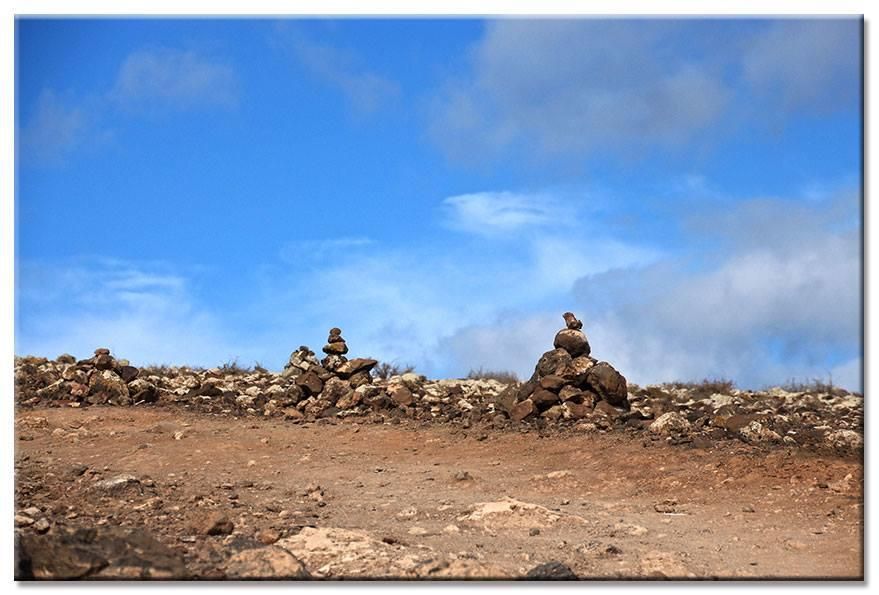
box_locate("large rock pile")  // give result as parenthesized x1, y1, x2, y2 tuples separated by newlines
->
(498, 312, 629, 423)
(14, 348, 157, 409)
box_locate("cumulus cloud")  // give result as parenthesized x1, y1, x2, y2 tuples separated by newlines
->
(430, 18, 860, 162)
(273, 26, 399, 114)
(110, 47, 239, 110)
(436, 188, 862, 391)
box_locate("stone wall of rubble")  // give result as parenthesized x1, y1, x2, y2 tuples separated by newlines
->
(13, 315, 863, 456)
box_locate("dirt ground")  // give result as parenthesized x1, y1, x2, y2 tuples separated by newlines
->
(14, 405, 863, 580)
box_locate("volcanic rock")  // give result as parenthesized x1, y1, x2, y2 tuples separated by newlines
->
(535, 349, 573, 379)
(510, 399, 536, 422)
(586, 362, 628, 408)
(553, 329, 591, 358)
(295, 371, 323, 397)
(335, 358, 378, 379)
(525, 560, 578, 580)
(16, 527, 188, 579)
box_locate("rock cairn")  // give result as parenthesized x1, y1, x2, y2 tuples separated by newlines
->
(16, 347, 157, 408)
(497, 312, 629, 423)
(278, 328, 378, 418)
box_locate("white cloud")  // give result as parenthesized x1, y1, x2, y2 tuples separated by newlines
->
(15, 260, 246, 367)
(110, 47, 238, 110)
(431, 20, 729, 160)
(19, 89, 104, 164)
(430, 19, 860, 162)
(743, 19, 861, 112)
(442, 191, 566, 236)
(273, 27, 399, 114)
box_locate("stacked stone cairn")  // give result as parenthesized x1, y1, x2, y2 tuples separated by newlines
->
(279, 328, 378, 417)
(498, 312, 629, 422)
(27, 347, 157, 407)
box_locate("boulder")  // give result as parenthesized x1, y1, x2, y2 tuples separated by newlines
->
(87, 370, 130, 406)
(16, 527, 188, 579)
(531, 389, 560, 410)
(538, 375, 566, 392)
(586, 362, 628, 407)
(128, 378, 159, 403)
(335, 358, 378, 379)
(553, 329, 591, 358)
(224, 547, 310, 579)
(535, 349, 573, 379)
(510, 399, 536, 422)
(322, 342, 348, 356)
(524, 560, 578, 580)
(649, 412, 691, 436)
(294, 371, 323, 397)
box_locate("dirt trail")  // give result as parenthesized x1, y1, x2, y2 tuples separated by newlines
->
(15, 406, 863, 579)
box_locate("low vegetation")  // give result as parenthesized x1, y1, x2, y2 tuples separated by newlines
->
(466, 367, 519, 384)
(372, 361, 417, 380)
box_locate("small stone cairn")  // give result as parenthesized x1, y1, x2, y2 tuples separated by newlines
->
(498, 312, 629, 422)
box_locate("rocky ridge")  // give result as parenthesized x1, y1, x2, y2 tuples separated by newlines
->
(13, 316, 863, 456)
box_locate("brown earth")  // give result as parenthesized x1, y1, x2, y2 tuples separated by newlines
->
(15, 405, 863, 580)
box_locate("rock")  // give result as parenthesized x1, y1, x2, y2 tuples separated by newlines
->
(391, 386, 414, 407)
(566, 356, 596, 387)
(739, 421, 781, 444)
(348, 370, 372, 388)
(93, 474, 143, 496)
(56, 353, 77, 364)
(535, 349, 573, 379)
(224, 546, 310, 579)
(563, 401, 593, 419)
(510, 399, 536, 422)
(531, 389, 560, 410)
(553, 329, 591, 358)
(16, 527, 188, 579)
(15, 514, 35, 527)
(563, 311, 583, 330)
(335, 358, 378, 379)
(593, 400, 622, 418)
(94, 354, 115, 370)
(33, 518, 51, 533)
(196, 512, 235, 536)
(322, 342, 349, 356)
(495, 384, 519, 414)
(649, 412, 691, 436)
(256, 529, 281, 545)
(825, 429, 863, 451)
(119, 366, 139, 383)
(322, 377, 353, 406)
(327, 327, 345, 343)
(558, 385, 583, 402)
(524, 561, 578, 580)
(538, 375, 566, 391)
(276, 526, 423, 579)
(585, 362, 628, 407)
(294, 371, 323, 397)
(127, 378, 159, 403)
(542, 404, 564, 421)
(87, 370, 131, 406)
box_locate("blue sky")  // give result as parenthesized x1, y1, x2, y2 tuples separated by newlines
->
(15, 17, 863, 390)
